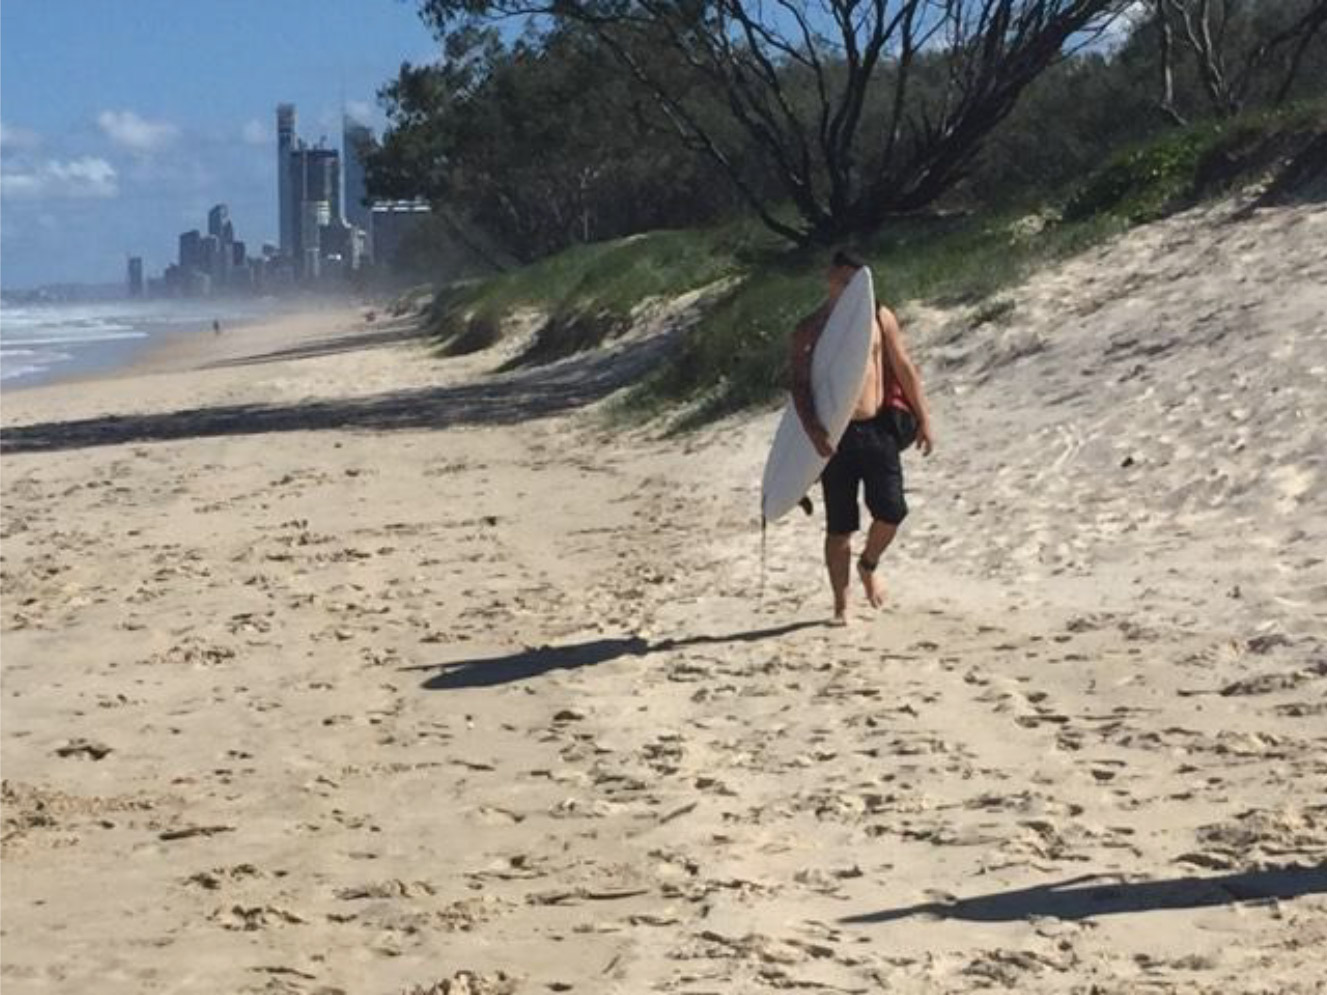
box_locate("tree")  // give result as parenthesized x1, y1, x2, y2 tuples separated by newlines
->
(366, 25, 749, 263)
(1150, 0, 1327, 119)
(414, 0, 1127, 244)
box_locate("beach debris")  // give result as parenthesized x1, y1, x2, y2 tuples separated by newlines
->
(159, 824, 235, 841)
(401, 970, 519, 995)
(183, 864, 263, 889)
(54, 738, 112, 760)
(335, 879, 435, 900)
(1246, 633, 1294, 655)
(658, 801, 698, 825)
(1220, 660, 1327, 697)
(527, 886, 650, 906)
(248, 965, 317, 981)
(213, 903, 307, 930)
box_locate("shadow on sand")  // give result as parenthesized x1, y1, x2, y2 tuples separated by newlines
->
(418, 619, 826, 689)
(841, 864, 1327, 925)
(0, 330, 679, 455)
(202, 322, 428, 369)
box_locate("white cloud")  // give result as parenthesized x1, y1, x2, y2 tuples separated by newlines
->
(242, 119, 269, 145)
(1, 157, 119, 200)
(0, 121, 42, 151)
(96, 109, 179, 152)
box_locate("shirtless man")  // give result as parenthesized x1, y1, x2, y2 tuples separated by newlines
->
(790, 251, 934, 624)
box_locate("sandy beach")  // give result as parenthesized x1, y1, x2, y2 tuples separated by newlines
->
(2, 200, 1325, 994)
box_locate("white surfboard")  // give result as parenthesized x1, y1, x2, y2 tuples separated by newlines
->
(761, 267, 876, 522)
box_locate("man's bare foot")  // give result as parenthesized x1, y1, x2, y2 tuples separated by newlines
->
(858, 556, 886, 608)
(830, 610, 848, 627)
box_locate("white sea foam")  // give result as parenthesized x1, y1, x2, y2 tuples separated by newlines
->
(0, 298, 276, 386)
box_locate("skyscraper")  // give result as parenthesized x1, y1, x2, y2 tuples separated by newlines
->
(201, 234, 223, 291)
(343, 116, 374, 234)
(127, 256, 144, 297)
(287, 144, 341, 277)
(277, 104, 296, 255)
(208, 203, 230, 239)
(179, 229, 203, 271)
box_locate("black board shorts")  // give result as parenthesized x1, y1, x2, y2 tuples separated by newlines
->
(820, 410, 913, 534)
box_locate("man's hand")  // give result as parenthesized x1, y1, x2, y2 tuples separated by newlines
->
(916, 419, 935, 457)
(811, 429, 836, 460)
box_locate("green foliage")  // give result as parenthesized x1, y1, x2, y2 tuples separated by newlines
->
(1064, 123, 1227, 222)
(622, 211, 1127, 426)
(368, 25, 747, 263)
(426, 226, 760, 362)
(1065, 102, 1327, 222)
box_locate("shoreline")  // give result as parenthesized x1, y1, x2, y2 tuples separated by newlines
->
(1, 296, 369, 396)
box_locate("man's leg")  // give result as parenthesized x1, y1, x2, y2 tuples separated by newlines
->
(825, 532, 852, 623)
(857, 520, 897, 608)
(858, 421, 908, 609)
(819, 447, 861, 624)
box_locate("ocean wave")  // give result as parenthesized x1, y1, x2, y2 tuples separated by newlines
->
(0, 364, 47, 382)
(1, 330, 148, 347)
(0, 350, 71, 381)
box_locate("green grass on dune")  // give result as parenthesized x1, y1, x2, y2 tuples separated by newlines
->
(426, 226, 762, 363)
(1065, 100, 1327, 223)
(618, 211, 1126, 427)
(420, 101, 1324, 427)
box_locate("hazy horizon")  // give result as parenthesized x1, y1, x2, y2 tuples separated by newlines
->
(0, 0, 441, 290)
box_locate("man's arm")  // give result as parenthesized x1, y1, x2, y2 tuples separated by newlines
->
(880, 306, 935, 455)
(790, 315, 834, 457)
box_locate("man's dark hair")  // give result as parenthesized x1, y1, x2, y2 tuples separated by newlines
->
(832, 249, 866, 270)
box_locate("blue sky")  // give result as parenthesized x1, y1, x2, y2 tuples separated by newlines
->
(1, 0, 442, 289)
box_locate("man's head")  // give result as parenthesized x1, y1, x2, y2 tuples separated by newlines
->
(828, 249, 866, 297)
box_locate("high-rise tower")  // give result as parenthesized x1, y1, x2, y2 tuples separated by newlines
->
(342, 116, 374, 234)
(127, 256, 144, 297)
(276, 104, 296, 255)
(207, 203, 230, 239)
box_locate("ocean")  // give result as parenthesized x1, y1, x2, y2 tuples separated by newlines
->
(0, 298, 282, 389)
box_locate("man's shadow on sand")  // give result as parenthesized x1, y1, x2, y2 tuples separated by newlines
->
(841, 864, 1327, 925)
(415, 619, 826, 689)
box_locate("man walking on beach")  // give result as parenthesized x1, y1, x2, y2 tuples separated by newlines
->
(790, 251, 934, 624)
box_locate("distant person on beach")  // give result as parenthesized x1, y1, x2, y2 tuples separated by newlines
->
(790, 250, 935, 624)
(212, 319, 221, 336)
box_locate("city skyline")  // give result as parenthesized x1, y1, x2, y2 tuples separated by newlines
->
(0, 0, 440, 290)
(139, 104, 392, 299)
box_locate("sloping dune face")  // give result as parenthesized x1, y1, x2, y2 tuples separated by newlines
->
(911, 201, 1327, 619)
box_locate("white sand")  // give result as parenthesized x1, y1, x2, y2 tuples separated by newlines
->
(2, 200, 1325, 994)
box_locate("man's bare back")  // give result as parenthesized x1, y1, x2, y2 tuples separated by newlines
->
(852, 315, 886, 421)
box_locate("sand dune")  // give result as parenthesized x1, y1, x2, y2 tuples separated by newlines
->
(2, 200, 1325, 993)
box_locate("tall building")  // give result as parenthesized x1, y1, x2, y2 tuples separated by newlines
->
(277, 104, 296, 255)
(342, 116, 374, 237)
(179, 229, 203, 271)
(287, 145, 341, 277)
(127, 256, 144, 297)
(207, 203, 230, 239)
(200, 234, 223, 291)
(305, 147, 341, 223)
